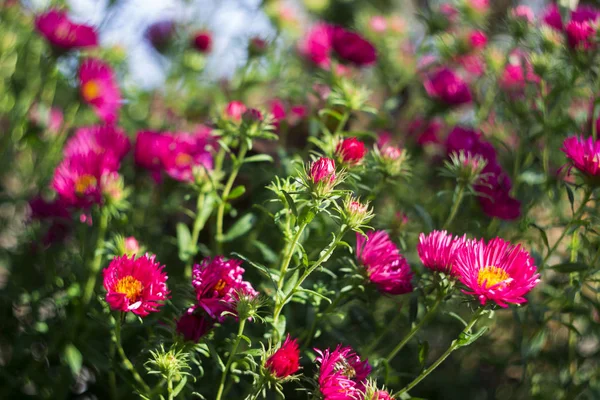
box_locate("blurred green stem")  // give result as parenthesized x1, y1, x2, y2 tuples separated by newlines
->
(443, 184, 465, 229)
(82, 210, 110, 307)
(113, 314, 151, 395)
(216, 318, 247, 400)
(184, 192, 207, 278)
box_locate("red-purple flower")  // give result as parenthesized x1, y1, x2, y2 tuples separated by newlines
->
(299, 23, 334, 68)
(29, 196, 71, 245)
(408, 118, 443, 145)
(35, 9, 98, 50)
(103, 254, 169, 316)
(335, 138, 367, 165)
(454, 237, 540, 308)
(79, 58, 121, 123)
(192, 256, 257, 322)
(145, 20, 176, 52)
(561, 136, 600, 180)
(424, 68, 472, 106)
(310, 157, 336, 184)
(64, 125, 131, 161)
(418, 230, 467, 276)
(543, 4, 563, 31)
(265, 335, 301, 378)
(192, 30, 212, 53)
(134, 131, 173, 181)
(566, 20, 596, 50)
(331, 27, 377, 66)
(176, 308, 214, 343)
(356, 231, 413, 295)
(499, 61, 540, 95)
(468, 30, 488, 50)
(315, 345, 371, 400)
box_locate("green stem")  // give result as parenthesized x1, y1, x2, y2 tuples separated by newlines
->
(442, 184, 465, 230)
(385, 294, 443, 363)
(82, 210, 110, 307)
(364, 311, 405, 355)
(216, 141, 248, 252)
(185, 193, 207, 278)
(542, 189, 592, 267)
(216, 319, 247, 400)
(248, 379, 265, 400)
(114, 315, 151, 395)
(335, 111, 350, 135)
(167, 378, 174, 400)
(394, 309, 486, 397)
(109, 338, 118, 400)
(277, 221, 309, 289)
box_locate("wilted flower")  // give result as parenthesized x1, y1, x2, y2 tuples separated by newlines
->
(64, 125, 131, 161)
(192, 30, 212, 53)
(79, 58, 121, 123)
(418, 230, 467, 275)
(454, 238, 540, 308)
(192, 256, 257, 322)
(335, 137, 367, 166)
(103, 254, 169, 316)
(424, 68, 472, 106)
(145, 20, 176, 53)
(176, 308, 214, 343)
(35, 9, 98, 50)
(265, 335, 301, 378)
(561, 136, 600, 182)
(315, 345, 371, 400)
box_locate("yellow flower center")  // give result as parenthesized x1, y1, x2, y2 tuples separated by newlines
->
(477, 266, 510, 289)
(175, 153, 193, 167)
(114, 276, 143, 302)
(213, 279, 227, 295)
(75, 174, 97, 195)
(334, 359, 356, 379)
(82, 80, 102, 101)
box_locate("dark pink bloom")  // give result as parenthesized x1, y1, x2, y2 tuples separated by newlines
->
(499, 61, 540, 95)
(511, 5, 534, 24)
(310, 157, 336, 184)
(162, 130, 214, 183)
(315, 345, 371, 400)
(64, 125, 131, 161)
(79, 58, 121, 123)
(134, 131, 173, 181)
(331, 27, 377, 66)
(566, 21, 596, 50)
(29, 196, 71, 245)
(52, 151, 119, 209)
(270, 99, 286, 130)
(571, 5, 600, 24)
(192, 30, 212, 53)
(542, 4, 563, 31)
(477, 172, 522, 220)
(424, 68, 472, 106)
(35, 9, 98, 50)
(145, 20, 176, 52)
(176, 309, 214, 342)
(335, 137, 367, 165)
(468, 30, 487, 50)
(418, 230, 466, 275)
(455, 238, 540, 308)
(103, 254, 169, 316)
(192, 256, 257, 322)
(561, 136, 600, 179)
(299, 23, 335, 68)
(356, 230, 400, 268)
(224, 101, 247, 121)
(408, 118, 443, 145)
(265, 335, 301, 378)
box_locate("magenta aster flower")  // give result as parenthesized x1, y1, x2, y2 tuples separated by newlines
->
(315, 345, 371, 400)
(64, 125, 131, 161)
(566, 20, 596, 50)
(336, 138, 367, 166)
(310, 157, 336, 184)
(299, 23, 335, 68)
(477, 172, 522, 220)
(561, 136, 600, 179)
(456, 238, 540, 308)
(331, 27, 377, 66)
(356, 230, 400, 270)
(408, 118, 443, 146)
(192, 30, 212, 53)
(468, 30, 487, 50)
(265, 334, 301, 378)
(79, 58, 121, 123)
(103, 254, 169, 316)
(35, 9, 98, 51)
(192, 256, 257, 322)
(418, 230, 467, 276)
(52, 151, 119, 209)
(424, 68, 472, 106)
(162, 130, 214, 183)
(543, 4, 564, 31)
(176, 308, 214, 343)
(571, 5, 600, 24)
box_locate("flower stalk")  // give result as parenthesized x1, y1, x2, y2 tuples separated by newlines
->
(216, 318, 247, 400)
(113, 313, 151, 395)
(443, 183, 465, 229)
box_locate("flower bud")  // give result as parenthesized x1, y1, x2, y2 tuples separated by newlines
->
(224, 101, 247, 121)
(265, 335, 301, 379)
(116, 236, 143, 257)
(233, 288, 262, 321)
(441, 150, 488, 186)
(176, 309, 214, 343)
(145, 20, 176, 53)
(307, 157, 338, 198)
(342, 196, 373, 230)
(375, 145, 411, 177)
(335, 137, 367, 166)
(146, 345, 191, 382)
(101, 172, 127, 206)
(191, 30, 212, 53)
(368, 16, 387, 33)
(248, 37, 268, 57)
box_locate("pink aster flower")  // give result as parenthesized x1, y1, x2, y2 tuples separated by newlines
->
(79, 58, 121, 123)
(499, 62, 540, 95)
(271, 99, 287, 130)
(561, 136, 600, 179)
(572, 5, 600, 24)
(566, 20, 596, 51)
(265, 334, 301, 378)
(511, 5, 534, 24)
(542, 4, 563, 31)
(315, 345, 371, 400)
(103, 254, 169, 316)
(418, 230, 467, 275)
(134, 131, 173, 182)
(356, 231, 413, 295)
(64, 125, 131, 161)
(35, 9, 98, 51)
(454, 237, 540, 308)
(424, 68, 472, 106)
(162, 129, 214, 183)
(176, 308, 214, 343)
(468, 30, 488, 50)
(310, 157, 336, 184)
(224, 101, 248, 121)
(335, 138, 367, 165)
(331, 27, 377, 66)
(299, 23, 335, 68)
(192, 30, 212, 53)
(192, 256, 257, 322)
(408, 118, 443, 145)
(51, 151, 119, 209)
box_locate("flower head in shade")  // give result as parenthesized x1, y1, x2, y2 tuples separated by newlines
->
(335, 137, 367, 166)
(265, 335, 301, 379)
(192, 30, 212, 53)
(52, 151, 119, 209)
(162, 130, 214, 183)
(64, 125, 131, 161)
(28, 196, 71, 245)
(315, 345, 371, 400)
(332, 27, 377, 66)
(248, 37, 268, 57)
(477, 172, 522, 220)
(417, 230, 467, 275)
(566, 21, 596, 51)
(145, 20, 176, 53)
(103, 254, 169, 316)
(424, 68, 472, 106)
(79, 58, 121, 123)
(192, 256, 257, 322)
(454, 238, 540, 308)
(356, 231, 413, 295)
(35, 9, 98, 50)
(561, 136, 600, 182)
(176, 308, 214, 343)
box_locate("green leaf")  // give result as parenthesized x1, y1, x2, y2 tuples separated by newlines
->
(566, 184, 575, 214)
(227, 185, 246, 200)
(63, 344, 82, 377)
(282, 191, 297, 217)
(523, 330, 547, 358)
(456, 326, 488, 348)
(177, 223, 192, 261)
(529, 223, 550, 253)
(243, 154, 274, 163)
(221, 214, 257, 242)
(282, 270, 299, 297)
(231, 252, 278, 291)
(299, 288, 332, 304)
(172, 376, 188, 397)
(550, 262, 589, 273)
(273, 315, 286, 339)
(418, 341, 429, 367)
